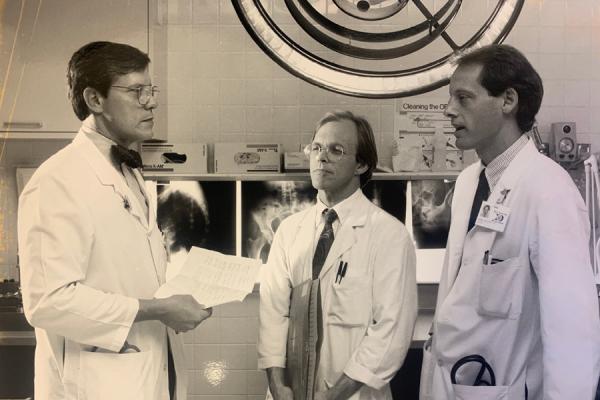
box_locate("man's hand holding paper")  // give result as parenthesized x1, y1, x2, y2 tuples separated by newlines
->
(155, 247, 262, 308)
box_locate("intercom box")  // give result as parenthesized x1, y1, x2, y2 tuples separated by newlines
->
(140, 142, 208, 173)
(214, 143, 281, 173)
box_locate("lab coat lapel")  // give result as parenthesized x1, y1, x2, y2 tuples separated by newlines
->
(443, 162, 483, 287)
(74, 132, 149, 231)
(294, 206, 319, 283)
(318, 194, 368, 279)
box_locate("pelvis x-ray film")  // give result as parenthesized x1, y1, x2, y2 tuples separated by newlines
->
(157, 181, 236, 271)
(411, 180, 455, 249)
(242, 180, 407, 263)
(242, 181, 317, 263)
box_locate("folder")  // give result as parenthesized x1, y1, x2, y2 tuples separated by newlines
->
(286, 279, 321, 400)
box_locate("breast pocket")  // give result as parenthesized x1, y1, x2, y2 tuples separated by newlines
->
(327, 276, 370, 327)
(477, 257, 522, 319)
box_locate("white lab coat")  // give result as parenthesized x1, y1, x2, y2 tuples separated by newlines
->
(18, 127, 187, 400)
(421, 140, 600, 400)
(259, 191, 417, 400)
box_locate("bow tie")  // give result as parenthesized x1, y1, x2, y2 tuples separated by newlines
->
(110, 145, 143, 169)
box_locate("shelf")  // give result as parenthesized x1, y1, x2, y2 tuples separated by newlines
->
(0, 131, 76, 140)
(142, 171, 461, 181)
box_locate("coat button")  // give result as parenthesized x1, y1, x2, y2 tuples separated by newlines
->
(437, 359, 443, 366)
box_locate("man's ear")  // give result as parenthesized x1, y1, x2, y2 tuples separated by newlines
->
(83, 87, 104, 114)
(355, 162, 368, 176)
(501, 87, 518, 115)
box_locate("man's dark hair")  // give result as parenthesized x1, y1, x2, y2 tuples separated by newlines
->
(313, 110, 378, 187)
(67, 41, 150, 120)
(456, 44, 543, 133)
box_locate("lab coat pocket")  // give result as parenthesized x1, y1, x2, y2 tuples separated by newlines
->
(79, 350, 154, 400)
(478, 258, 520, 319)
(328, 276, 369, 327)
(453, 384, 509, 400)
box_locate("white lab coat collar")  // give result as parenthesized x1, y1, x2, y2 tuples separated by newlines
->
(72, 121, 154, 232)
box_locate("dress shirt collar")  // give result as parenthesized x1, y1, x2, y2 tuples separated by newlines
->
(485, 134, 529, 191)
(315, 188, 362, 227)
(80, 115, 123, 171)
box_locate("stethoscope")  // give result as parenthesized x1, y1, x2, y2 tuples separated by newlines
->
(450, 354, 529, 399)
(450, 354, 496, 386)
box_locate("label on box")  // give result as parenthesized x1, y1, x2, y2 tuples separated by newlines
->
(141, 143, 207, 174)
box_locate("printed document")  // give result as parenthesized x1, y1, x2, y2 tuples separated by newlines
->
(154, 246, 262, 307)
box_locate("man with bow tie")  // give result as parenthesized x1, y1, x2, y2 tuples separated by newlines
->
(259, 111, 417, 400)
(17, 41, 210, 400)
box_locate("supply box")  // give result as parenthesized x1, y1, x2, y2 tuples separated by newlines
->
(284, 152, 309, 171)
(214, 143, 281, 173)
(140, 142, 208, 173)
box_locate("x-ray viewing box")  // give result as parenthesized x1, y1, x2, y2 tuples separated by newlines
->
(140, 142, 208, 173)
(214, 143, 281, 173)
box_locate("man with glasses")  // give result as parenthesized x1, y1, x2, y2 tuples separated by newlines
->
(259, 110, 417, 400)
(18, 41, 210, 400)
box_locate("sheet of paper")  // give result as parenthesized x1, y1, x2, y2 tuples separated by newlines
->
(154, 247, 262, 308)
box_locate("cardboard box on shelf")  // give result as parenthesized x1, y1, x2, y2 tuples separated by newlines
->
(214, 143, 281, 173)
(140, 142, 208, 173)
(284, 152, 309, 171)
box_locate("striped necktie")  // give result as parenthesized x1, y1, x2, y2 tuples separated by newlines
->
(312, 208, 338, 279)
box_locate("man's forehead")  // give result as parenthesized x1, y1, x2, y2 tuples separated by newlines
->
(314, 120, 358, 143)
(449, 64, 484, 92)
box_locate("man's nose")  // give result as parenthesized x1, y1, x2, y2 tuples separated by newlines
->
(145, 95, 158, 110)
(444, 98, 456, 118)
(316, 147, 329, 162)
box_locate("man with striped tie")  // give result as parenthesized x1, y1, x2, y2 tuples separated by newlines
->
(259, 110, 417, 400)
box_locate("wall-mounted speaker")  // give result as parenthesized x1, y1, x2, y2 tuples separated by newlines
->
(552, 122, 577, 161)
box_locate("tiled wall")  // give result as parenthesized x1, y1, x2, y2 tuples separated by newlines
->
(154, 1, 600, 398)
(160, 0, 600, 160)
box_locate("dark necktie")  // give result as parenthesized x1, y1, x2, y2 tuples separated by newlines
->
(468, 168, 490, 231)
(111, 145, 143, 169)
(312, 208, 338, 279)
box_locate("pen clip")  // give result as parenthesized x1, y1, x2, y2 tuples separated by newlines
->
(336, 261, 343, 283)
(483, 250, 490, 265)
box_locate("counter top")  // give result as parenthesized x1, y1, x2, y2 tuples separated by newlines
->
(411, 310, 433, 348)
(0, 331, 35, 346)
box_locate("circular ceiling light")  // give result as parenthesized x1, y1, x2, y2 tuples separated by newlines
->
(232, 0, 524, 98)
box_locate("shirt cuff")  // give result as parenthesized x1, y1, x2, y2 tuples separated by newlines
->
(257, 356, 286, 370)
(344, 361, 387, 390)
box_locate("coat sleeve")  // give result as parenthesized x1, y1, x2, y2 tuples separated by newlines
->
(18, 172, 138, 352)
(343, 221, 418, 389)
(257, 222, 292, 369)
(532, 178, 600, 399)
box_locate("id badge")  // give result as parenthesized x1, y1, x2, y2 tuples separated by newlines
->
(475, 201, 510, 232)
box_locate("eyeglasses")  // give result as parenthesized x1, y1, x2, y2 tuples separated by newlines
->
(304, 142, 348, 162)
(110, 85, 159, 106)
